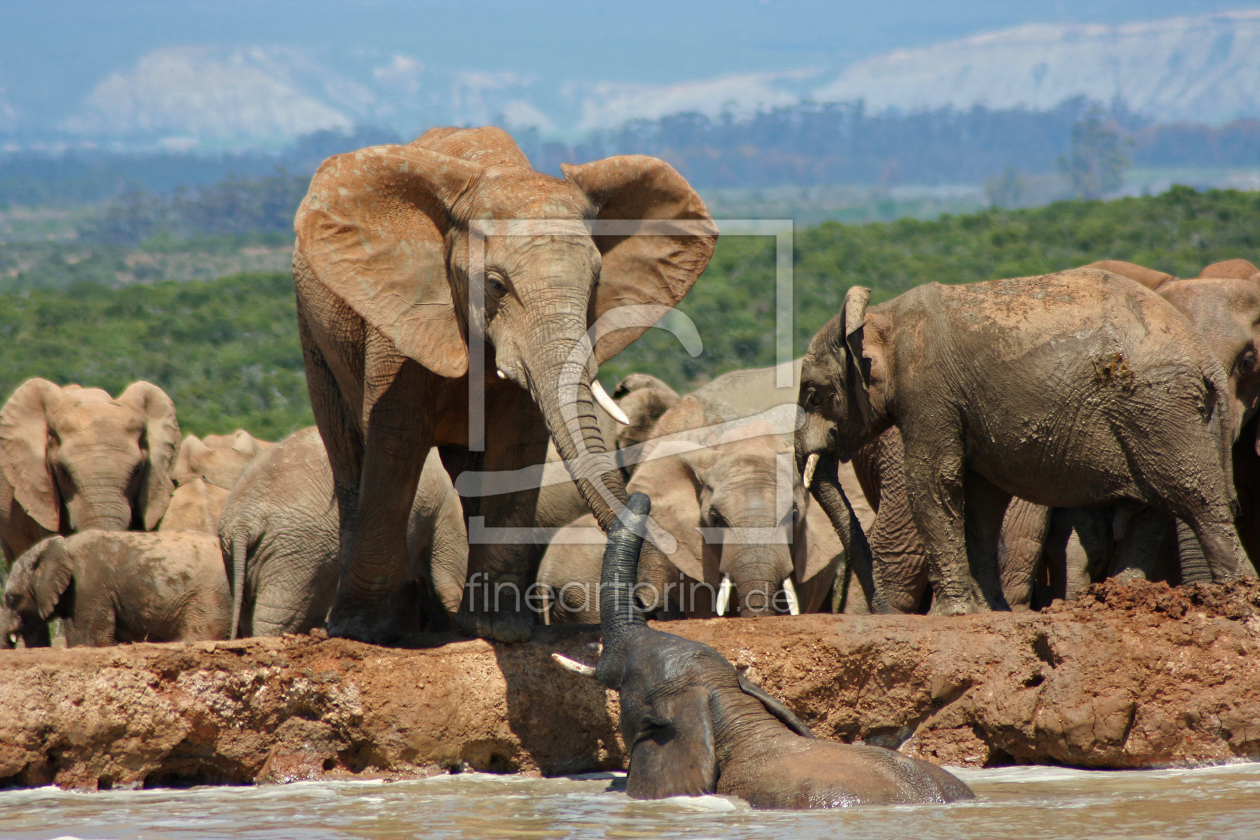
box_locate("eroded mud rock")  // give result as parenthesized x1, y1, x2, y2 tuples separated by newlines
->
(0, 579, 1257, 789)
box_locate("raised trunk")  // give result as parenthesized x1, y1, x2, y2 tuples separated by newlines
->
(595, 492, 651, 689)
(809, 453, 891, 614)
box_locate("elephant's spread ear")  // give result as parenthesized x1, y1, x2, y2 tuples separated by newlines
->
(0, 379, 64, 532)
(842, 286, 873, 428)
(562, 156, 717, 365)
(118, 382, 181, 531)
(1081, 260, 1173, 290)
(737, 673, 816, 738)
(295, 143, 483, 379)
(31, 537, 72, 620)
(627, 441, 713, 586)
(625, 685, 718, 799)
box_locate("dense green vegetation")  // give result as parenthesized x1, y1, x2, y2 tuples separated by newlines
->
(602, 185, 1260, 384)
(0, 273, 310, 439)
(0, 186, 1256, 437)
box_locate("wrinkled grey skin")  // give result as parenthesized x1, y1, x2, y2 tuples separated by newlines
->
(796, 271, 1247, 616)
(220, 428, 467, 639)
(574, 493, 972, 808)
(0, 379, 181, 564)
(294, 127, 714, 643)
(4, 531, 229, 647)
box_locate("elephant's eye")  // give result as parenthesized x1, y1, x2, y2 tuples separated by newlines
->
(1237, 346, 1258, 374)
(485, 274, 508, 299)
(804, 388, 820, 409)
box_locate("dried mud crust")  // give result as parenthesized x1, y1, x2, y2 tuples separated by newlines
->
(0, 582, 1258, 789)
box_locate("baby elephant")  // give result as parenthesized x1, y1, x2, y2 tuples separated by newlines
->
(4, 531, 230, 646)
(555, 493, 972, 809)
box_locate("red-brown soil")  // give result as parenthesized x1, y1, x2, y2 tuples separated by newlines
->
(1, 578, 1257, 790)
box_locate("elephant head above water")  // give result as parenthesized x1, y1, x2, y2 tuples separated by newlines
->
(293, 127, 716, 642)
(0, 379, 181, 561)
(553, 493, 973, 809)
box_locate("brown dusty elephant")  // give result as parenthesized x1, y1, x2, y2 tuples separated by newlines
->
(796, 270, 1247, 616)
(550, 494, 973, 808)
(0, 379, 181, 564)
(159, 431, 271, 535)
(220, 428, 467, 639)
(294, 126, 714, 642)
(4, 531, 229, 646)
(538, 423, 845, 623)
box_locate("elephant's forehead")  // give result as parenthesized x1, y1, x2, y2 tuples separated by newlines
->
(472, 171, 590, 220)
(57, 403, 142, 436)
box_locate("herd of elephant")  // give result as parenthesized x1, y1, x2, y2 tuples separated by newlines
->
(1, 125, 1257, 808)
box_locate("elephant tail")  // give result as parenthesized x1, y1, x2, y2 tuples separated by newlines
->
(228, 529, 249, 640)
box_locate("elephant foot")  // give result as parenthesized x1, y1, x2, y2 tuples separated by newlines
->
(455, 606, 534, 643)
(326, 604, 405, 646)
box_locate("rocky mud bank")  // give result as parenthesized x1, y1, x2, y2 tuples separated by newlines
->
(1, 579, 1258, 790)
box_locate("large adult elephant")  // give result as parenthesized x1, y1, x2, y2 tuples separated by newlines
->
(796, 270, 1247, 616)
(294, 126, 715, 642)
(0, 379, 181, 563)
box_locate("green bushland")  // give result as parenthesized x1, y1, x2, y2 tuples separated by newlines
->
(1, 186, 1257, 435)
(603, 185, 1260, 385)
(0, 272, 311, 439)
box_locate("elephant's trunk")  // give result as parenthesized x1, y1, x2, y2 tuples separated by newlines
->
(68, 488, 131, 533)
(525, 338, 628, 534)
(228, 529, 249, 639)
(595, 492, 651, 689)
(808, 452, 891, 614)
(726, 552, 792, 617)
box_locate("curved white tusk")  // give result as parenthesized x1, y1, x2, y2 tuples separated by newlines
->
(715, 574, 732, 616)
(802, 453, 819, 488)
(496, 369, 508, 380)
(592, 379, 631, 425)
(551, 652, 596, 677)
(782, 576, 801, 616)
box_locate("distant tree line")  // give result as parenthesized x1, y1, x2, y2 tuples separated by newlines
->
(3, 99, 1259, 216)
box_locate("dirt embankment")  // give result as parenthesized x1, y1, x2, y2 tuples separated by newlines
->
(1, 579, 1258, 790)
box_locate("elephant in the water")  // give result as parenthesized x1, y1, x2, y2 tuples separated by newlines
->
(160, 431, 271, 535)
(4, 531, 230, 647)
(797, 271, 1247, 616)
(220, 428, 467, 639)
(294, 126, 715, 642)
(0, 379, 181, 563)
(551, 494, 973, 808)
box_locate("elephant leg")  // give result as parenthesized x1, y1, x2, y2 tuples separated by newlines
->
(325, 336, 435, 642)
(963, 472, 1012, 611)
(996, 499, 1050, 610)
(863, 432, 930, 613)
(454, 388, 551, 643)
(1044, 507, 1112, 601)
(903, 434, 986, 615)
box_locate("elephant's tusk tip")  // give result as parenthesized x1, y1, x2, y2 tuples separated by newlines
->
(552, 652, 597, 677)
(496, 369, 508, 380)
(782, 576, 801, 615)
(715, 574, 732, 617)
(802, 453, 819, 488)
(592, 379, 631, 425)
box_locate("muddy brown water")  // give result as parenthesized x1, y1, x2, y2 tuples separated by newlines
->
(1, 764, 1259, 839)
